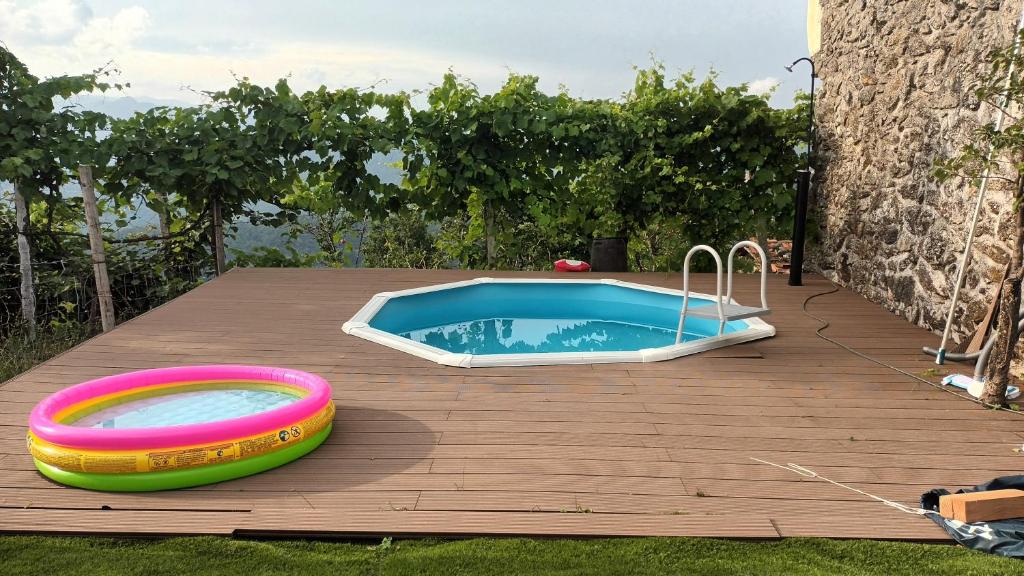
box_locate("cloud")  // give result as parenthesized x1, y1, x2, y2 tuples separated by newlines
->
(103, 40, 509, 102)
(2, 1, 150, 92)
(0, 0, 93, 43)
(73, 6, 150, 54)
(748, 76, 780, 96)
(1, 0, 510, 102)
(1, 1, 805, 107)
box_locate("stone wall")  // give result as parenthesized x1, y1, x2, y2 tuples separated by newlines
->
(813, 0, 1022, 343)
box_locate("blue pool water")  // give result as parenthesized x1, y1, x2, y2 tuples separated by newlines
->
(70, 386, 302, 429)
(369, 283, 743, 355)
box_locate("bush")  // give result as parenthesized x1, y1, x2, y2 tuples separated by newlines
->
(362, 212, 449, 269)
(0, 324, 93, 383)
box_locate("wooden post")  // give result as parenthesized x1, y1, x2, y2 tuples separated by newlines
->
(484, 201, 496, 269)
(211, 197, 226, 275)
(12, 183, 36, 340)
(78, 165, 116, 332)
(155, 190, 172, 276)
(156, 190, 171, 238)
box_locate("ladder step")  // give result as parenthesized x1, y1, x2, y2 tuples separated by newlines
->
(684, 303, 771, 321)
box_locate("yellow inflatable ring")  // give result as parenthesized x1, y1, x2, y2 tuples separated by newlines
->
(28, 402, 335, 474)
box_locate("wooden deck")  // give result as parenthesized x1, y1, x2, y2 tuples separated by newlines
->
(2, 268, 1022, 540)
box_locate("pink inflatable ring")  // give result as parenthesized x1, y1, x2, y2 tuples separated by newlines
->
(29, 365, 333, 451)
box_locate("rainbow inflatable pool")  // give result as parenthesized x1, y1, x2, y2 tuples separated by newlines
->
(27, 365, 334, 491)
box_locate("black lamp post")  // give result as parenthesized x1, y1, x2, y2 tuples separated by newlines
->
(785, 57, 815, 287)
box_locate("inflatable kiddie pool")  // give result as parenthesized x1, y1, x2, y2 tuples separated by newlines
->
(27, 365, 334, 491)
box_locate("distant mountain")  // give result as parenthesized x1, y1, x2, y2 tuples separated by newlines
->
(368, 150, 405, 185)
(63, 95, 193, 119)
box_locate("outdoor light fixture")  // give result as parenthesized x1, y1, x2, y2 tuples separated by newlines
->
(785, 57, 816, 287)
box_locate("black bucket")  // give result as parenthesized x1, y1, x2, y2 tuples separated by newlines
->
(590, 237, 628, 272)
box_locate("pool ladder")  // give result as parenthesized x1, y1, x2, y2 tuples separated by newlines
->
(675, 241, 771, 343)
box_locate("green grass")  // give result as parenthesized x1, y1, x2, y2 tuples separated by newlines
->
(0, 324, 93, 383)
(1, 536, 1022, 576)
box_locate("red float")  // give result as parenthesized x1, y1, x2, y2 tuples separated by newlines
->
(554, 259, 591, 272)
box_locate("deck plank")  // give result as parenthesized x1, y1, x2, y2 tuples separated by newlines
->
(0, 268, 1013, 540)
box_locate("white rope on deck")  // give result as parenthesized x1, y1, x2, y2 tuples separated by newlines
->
(749, 457, 935, 517)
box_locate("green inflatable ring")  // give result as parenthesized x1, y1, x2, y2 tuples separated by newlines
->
(34, 424, 331, 492)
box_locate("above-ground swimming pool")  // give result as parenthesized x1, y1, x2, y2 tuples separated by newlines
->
(343, 278, 775, 367)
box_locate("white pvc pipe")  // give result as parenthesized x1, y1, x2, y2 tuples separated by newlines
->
(936, 8, 1024, 364)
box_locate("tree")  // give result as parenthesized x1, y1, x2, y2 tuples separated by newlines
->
(103, 79, 407, 274)
(935, 29, 1024, 406)
(103, 78, 311, 275)
(404, 73, 587, 267)
(0, 47, 117, 338)
(273, 170, 365, 267)
(301, 85, 409, 218)
(562, 65, 803, 265)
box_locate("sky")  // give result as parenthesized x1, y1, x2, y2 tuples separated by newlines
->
(0, 0, 812, 109)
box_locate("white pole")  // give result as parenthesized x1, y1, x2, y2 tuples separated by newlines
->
(936, 7, 1024, 364)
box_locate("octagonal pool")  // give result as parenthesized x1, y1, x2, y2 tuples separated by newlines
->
(343, 278, 774, 367)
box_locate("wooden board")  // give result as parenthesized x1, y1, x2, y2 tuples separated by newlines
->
(940, 489, 1024, 523)
(0, 268, 1008, 541)
(964, 262, 1008, 354)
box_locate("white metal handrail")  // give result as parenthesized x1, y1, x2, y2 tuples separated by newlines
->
(677, 244, 725, 343)
(727, 241, 769, 310)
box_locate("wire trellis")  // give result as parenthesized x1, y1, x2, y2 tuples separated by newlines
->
(1, 245, 212, 334)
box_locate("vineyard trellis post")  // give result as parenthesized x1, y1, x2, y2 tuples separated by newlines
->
(12, 183, 36, 339)
(78, 165, 116, 332)
(211, 197, 226, 275)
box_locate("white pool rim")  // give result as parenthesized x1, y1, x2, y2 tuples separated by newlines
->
(342, 277, 776, 368)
